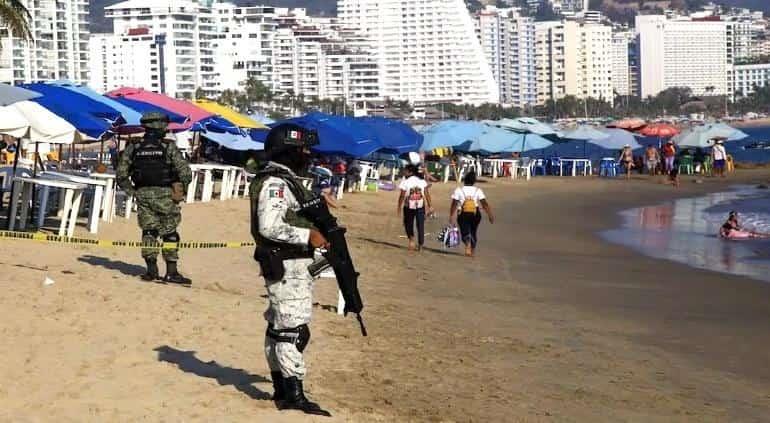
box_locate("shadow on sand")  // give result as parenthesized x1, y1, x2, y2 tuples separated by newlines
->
(154, 345, 272, 401)
(358, 237, 458, 256)
(78, 255, 145, 277)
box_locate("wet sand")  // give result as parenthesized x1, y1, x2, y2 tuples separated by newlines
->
(1, 171, 769, 422)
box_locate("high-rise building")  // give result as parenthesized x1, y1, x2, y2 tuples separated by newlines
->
(476, 6, 536, 108)
(636, 15, 729, 98)
(0, 0, 90, 85)
(611, 31, 633, 97)
(535, 20, 613, 105)
(337, 0, 498, 105)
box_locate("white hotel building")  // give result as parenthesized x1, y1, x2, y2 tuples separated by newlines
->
(476, 6, 537, 109)
(636, 15, 730, 98)
(0, 0, 90, 85)
(337, 0, 499, 105)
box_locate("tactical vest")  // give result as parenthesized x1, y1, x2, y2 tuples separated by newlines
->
(131, 138, 174, 188)
(250, 171, 315, 249)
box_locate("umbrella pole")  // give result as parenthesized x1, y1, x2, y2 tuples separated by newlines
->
(5, 138, 21, 227)
(29, 142, 40, 228)
(100, 139, 105, 166)
(58, 144, 63, 168)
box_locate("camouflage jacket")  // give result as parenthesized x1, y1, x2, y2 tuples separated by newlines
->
(116, 136, 192, 197)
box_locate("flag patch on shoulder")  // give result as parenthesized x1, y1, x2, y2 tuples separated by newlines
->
(268, 188, 284, 199)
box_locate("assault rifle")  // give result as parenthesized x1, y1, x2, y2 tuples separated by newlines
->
(300, 197, 367, 336)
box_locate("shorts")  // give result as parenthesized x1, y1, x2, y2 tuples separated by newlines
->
(714, 159, 726, 169)
(646, 160, 658, 169)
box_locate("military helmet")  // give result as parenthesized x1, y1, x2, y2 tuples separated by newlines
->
(264, 123, 319, 158)
(140, 112, 170, 130)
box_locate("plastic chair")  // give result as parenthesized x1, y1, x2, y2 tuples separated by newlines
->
(549, 157, 562, 176)
(700, 156, 713, 175)
(532, 159, 546, 176)
(599, 158, 618, 177)
(678, 156, 694, 175)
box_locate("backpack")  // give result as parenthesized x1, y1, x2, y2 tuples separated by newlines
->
(460, 187, 478, 214)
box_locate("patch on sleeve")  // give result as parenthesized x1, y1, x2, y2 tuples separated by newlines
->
(268, 187, 284, 199)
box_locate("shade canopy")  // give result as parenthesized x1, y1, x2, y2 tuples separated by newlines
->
(193, 99, 267, 129)
(591, 128, 643, 150)
(0, 106, 33, 138)
(420, 121, 489, 151)
(504, 132, 554, 153)
(10, 101, 80, 144)
(607, 118, 646, 130)
(203, 131, 264, 151)
(273, 113, 383, 157)
(47, 81, 143, 127)
(22, 82, 126, 139)
(106, 87, 213, 130)
(493, 117, 558, 136)
(562, 125, 611, 141)
(357, 116, 422, 154)
(108, 96, 188, 125)
(250, 128, 269, 144)
(638, 123, 680, 138)
(0, 84, 41, 106)
(673, 124, 748, 148)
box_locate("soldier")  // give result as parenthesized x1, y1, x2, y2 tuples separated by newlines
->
(117, 112, 193, 286)
(250, 124, 331, 416)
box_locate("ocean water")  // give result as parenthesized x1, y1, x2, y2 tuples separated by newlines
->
(531, 125, 770, 164)
(601, 186, 770, 283)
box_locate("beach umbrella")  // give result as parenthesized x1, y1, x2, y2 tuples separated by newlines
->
(494, 117, 559, 136)
(358, 116, 423, 154)
(638, 123, 680, 138)
(607, 118, 646, 130)
(202, 131, 264, 151)
(420, 121, 488, 151)
(457, 124, 522, 154)
(273, 113, 383, 157)
(193, 99, 267, 129)
(502, 132, 554, 153)
(0, 84, 41, 106)
(249, 128, 269, 144)
(45, 81, 143, 127)
(108, 96, 188, 126)
(591, 128, 643, 150)
(106, 87, 214, 131)
(673, 124, 748, 148)
(562, 125, 611, 141)
(248, 111, 275, 125)
(0, 106, 32, 138)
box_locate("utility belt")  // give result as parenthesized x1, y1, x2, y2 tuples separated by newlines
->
(254, 241, 314, 281)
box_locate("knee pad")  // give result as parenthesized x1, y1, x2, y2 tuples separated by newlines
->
(162, 232, 180, 243)
(142, 229, 159, 238)
(267, 324, 311, 353)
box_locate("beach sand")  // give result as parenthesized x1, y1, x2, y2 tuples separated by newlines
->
(1, 171, 770, 422)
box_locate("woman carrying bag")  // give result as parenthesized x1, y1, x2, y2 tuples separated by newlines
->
(449, 171, 494, 257)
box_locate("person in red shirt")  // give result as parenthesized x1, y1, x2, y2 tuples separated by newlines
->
(662, 141, 677, 173)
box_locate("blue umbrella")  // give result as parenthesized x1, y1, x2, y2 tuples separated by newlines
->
(494, 117, 558, 136)
(459, 124, 522, 154)
(504, 132, 554, 153)
(674, 124, 748, 148)
(192, 116, 244, 136)
(591, 128, 642, 150)
(358, 116, 423, 154)
(203, 131, 263, 151)
(108, 96, 188, 124)
(249, 128, 269, 144)
(273, 112, 383, 157)
(46, 81, 142, 126)
(420, 121, 488, 151)
(562, 125, 611, 158)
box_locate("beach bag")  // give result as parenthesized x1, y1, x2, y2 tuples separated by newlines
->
(460, 188, 478, 214)
(437, 225, 460, 248)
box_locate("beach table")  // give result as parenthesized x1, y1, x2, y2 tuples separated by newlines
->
(90, 172, 117, 222)
(357, 161, 375, 192)
(560, 159, 592, 177)
(483, 159, 522, 179)
(9, 176, 85, 237)
(188, 163, 239, 203)
(41, 171, 108, 234)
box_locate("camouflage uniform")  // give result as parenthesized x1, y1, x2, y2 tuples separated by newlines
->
(116, 134, 192, 262)
(250, 162, 315, 380)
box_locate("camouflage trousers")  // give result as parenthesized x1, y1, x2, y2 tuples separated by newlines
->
(264, 258, 314, 380)
(136, 187, 182, 262)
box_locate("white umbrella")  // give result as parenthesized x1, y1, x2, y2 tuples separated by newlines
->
(0, 106, 32, 138)
(673, 124, 748, 148)
(11, 101, 80, 144)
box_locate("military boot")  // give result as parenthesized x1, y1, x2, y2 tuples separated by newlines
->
(162, 261, 192, 286)
(271, 371, 286, 402)
(280, 377, 331, 417)
(141, 259, 160, 281)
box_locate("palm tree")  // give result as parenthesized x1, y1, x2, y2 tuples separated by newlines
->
(0, 0, 32, 43)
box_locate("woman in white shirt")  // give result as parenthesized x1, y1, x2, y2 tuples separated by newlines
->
(397, 164, 432, 251)
(449, 171, 494, 257)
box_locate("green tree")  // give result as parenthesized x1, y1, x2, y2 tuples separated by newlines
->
(0, 0, 32, 43)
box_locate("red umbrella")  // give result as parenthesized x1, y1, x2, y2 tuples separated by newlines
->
(608, 118, 646, 130)
(638, 123, 680, 138)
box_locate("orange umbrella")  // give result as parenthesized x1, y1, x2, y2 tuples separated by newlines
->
(608, 118, 646, 130)
(638, 123, 680, 138)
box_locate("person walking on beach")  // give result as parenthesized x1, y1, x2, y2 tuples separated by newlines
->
(398, 164, 432, 251)
(116, 112, 192, 285)
(645, 145, 660, 176)
(250, 125, 331, 416)
(618, 144, 634, 180)
(449, 171, 494, 257)
(662, 140, 677, 173)
(712, 139, 728, 178)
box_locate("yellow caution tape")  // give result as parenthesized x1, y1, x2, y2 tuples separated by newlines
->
(0, 230, 255, 250)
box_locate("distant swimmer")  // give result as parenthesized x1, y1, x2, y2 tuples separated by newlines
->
(719, 211, 770, 239)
